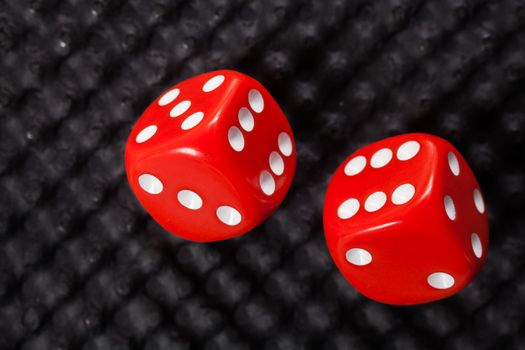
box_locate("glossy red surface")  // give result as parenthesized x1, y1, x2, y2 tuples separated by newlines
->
(125, 70, 296, 242)
(323, 133, 489, 305)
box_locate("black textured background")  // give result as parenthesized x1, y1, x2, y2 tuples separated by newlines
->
(1, 0, 525, 349)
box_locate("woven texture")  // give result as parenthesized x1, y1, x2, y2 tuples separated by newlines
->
(1, 0, 525, 349)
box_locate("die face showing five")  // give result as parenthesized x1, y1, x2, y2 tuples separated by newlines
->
(323, 133, 488, 305)
(125, 70, 296, 242)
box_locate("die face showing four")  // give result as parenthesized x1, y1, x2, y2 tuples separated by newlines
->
(125, 70, 296, 242)
(431, 136, 488, 268)
(323, 133, 488, 305)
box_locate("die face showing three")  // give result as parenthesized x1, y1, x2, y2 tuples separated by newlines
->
(323, 133, 488, 305)
(125, 70, 296, 242)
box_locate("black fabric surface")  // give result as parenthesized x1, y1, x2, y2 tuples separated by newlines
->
(1, 0, 525, 349)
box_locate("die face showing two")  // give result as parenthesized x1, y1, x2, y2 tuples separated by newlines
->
(323, 133, 488, 305)
(125, 70, 296, 242)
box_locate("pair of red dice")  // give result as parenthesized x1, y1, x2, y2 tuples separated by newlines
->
(125, 70, 488, 305)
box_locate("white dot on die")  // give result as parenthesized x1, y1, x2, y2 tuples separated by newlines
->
(177, 190, 202, 210)
(337, 198, 360, 219)
(269, 152, 284, 176)
(228, 126, 244, 152)
(181, 112, 204, 130)
(136, 125, 157, 143)
(471, 233, 483, 258)
(371, 148, 393, 168)
(216, 206, 242, 226)
(391, 184, 416, 205)
(344, 156, 366, 176)
(346, 248, 372, 266)
(473, 188, 485, 214)
(138, 174, 163, 194)
(238, 107, 254, 132)
(444, 195, 456, 221)
(202, 75, 225, 92)
(448, 152, 460, 176)
(364, 192, 387, 212)
(427, 272, 455, 289)
(170, 100, 191, 118)
(158, 88, 179, 106)
(248, 89, 264, 113)
(259, 170, 276, 196)
(397, 140, 420, 161)
(278, 132, 293, 156)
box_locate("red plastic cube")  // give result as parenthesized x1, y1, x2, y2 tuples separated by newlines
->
(323, 133, 488, 305)
(125, 70, 296, 242)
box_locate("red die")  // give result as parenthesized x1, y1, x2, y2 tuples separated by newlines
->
(323, 133, 488, 305)
(125, 70, 296, 242)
